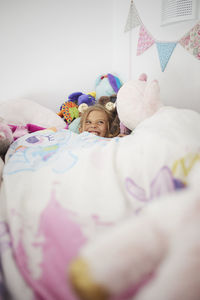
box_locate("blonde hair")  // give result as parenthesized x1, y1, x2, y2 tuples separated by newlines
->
(79, 104, 117, 137)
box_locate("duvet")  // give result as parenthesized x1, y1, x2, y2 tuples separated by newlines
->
(0, 106, 200, 300)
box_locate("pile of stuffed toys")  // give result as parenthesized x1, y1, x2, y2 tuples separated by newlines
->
(0, 73, 122, 161)
(0, 72, 123, 188)
(57, 73, 123, 125)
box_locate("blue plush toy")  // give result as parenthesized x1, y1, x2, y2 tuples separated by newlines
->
(95, 73, 123, 100)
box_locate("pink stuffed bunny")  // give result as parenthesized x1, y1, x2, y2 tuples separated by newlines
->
(117, 73, 163, 132)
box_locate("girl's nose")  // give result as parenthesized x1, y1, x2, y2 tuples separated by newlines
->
(91, 123, 97, 128)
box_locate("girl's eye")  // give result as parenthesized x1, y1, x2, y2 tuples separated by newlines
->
(85, 120, 91, 125)
(98, 121, 104, 125)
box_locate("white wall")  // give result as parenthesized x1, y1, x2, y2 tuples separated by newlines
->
(113, 0, 200, 112)
(0, 0, 115, 111)
(0, 0, 200, 112)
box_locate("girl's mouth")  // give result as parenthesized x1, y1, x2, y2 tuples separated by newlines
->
(89, 131, 100, 136)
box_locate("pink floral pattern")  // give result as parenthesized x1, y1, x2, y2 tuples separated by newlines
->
(179, 22, 200, 60)
(137, 25, 155, 55)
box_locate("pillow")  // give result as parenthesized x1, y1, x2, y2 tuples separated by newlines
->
(68, 117, 81, 134)
(0, 99, 66, 129)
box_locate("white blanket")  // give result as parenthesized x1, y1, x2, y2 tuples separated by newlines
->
(0, 106, 200, 300)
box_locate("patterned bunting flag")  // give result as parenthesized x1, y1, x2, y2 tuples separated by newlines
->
(179, 22, 200, 60)
(137, 25, 155, 55)
(124, 1, 200, 71)
(156, 42, 177, 72)
(124, 0, 141, 33)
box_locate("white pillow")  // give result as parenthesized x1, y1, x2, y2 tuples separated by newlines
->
(0, 99, 66, 129)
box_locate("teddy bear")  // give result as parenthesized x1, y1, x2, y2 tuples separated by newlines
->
(68, 74, 200, 300)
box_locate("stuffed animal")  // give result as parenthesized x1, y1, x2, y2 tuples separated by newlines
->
(0, 118, 13, 159)
(116, 73, 163, 132)
(95, 73, 123, 100)
(58, 92, 96, 124)
(78, 103, 89, 114)
(66, 91, 96, 107)
(57, 101, 79, 124)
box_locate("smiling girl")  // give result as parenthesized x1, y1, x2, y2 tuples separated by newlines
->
(79, 104, 119, 137)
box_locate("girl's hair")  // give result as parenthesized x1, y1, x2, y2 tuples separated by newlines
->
(79, 104, 120, 137)
(98, 94, 120, 137)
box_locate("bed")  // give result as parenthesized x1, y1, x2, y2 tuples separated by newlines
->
(0, 99, 200, 300)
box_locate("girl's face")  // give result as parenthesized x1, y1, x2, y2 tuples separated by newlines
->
(81, 110, 109, 137)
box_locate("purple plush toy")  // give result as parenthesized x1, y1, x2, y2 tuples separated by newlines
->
(68, 92, 96, 106)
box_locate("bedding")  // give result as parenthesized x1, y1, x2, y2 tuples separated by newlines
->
(0, 99, 66, 129)
(0, 106, 200, 299)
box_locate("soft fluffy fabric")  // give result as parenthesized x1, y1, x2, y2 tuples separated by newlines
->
(0, 99, 66, 129)
(0, 105, 200, 299)
(67, 75, 200, 300)
(116, 76, 163, 130)
(69, 188, 200, 300)
(68, 108, 200, 300)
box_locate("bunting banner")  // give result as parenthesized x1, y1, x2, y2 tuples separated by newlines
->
(137, 25, 155, 55)
(156, 42, 177, 71)
(179, 22, 200, 60)
(124, 1, 200, 71)
(124, 0, 141, 33)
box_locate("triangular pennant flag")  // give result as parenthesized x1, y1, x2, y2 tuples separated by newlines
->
(137, 25, 155, 55)
(179, 22, 200, 60)
(124, 1, 141, 33)
(156, 42, 177, 72)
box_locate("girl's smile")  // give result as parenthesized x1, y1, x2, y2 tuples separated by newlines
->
(82, 110, 108, 137)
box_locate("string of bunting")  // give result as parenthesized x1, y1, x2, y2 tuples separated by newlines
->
(124, 0, 200, 71)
